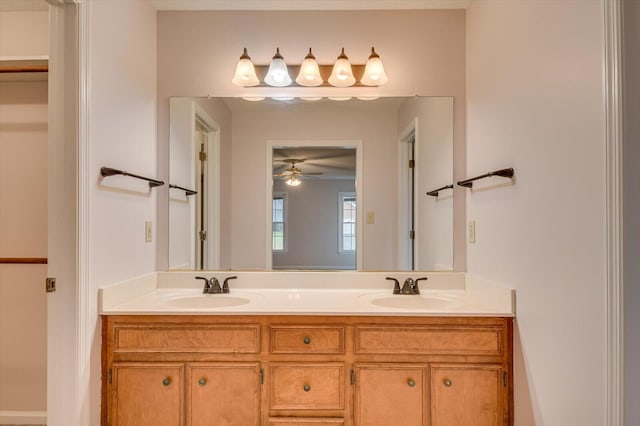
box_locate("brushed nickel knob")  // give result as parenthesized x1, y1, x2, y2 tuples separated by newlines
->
(198, 378, 207, 386)
(444, 379, 452, 387)
(303, 384, 311, 392)
(407, 379, 416, 387)
(162, 377, 171, 386)
(303, 336, 311, 344)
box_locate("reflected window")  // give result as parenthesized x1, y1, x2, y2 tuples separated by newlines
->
(272, 193, 287, 251)
(339, 192, 356, 253)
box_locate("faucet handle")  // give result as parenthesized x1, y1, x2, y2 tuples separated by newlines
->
(222, 276, 237, 293)
(196, 276, 210, 293)
(386, 277, 401, 294)
(413, 277, 428, 294)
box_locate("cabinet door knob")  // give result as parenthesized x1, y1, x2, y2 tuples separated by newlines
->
(303, 384, 311, 392)
(443, 378, 452, 387)
(303, 336, 311, 344)
(162, 377, 171, 386)
(407, 379, 416, 387)
(198, 378, 207, 386)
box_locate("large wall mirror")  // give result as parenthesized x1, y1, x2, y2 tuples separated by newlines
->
(169, 96, 453, 271)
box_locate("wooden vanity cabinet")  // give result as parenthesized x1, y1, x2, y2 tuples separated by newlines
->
(102, 315, 512, 426)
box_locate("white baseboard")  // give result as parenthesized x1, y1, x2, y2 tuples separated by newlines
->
(0, 411, 47, 425)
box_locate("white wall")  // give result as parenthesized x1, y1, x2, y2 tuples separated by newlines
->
(397, 97, 454, 270)
(466, 1, 606, 424)
(623, 1, 640, 424)
(88, 1, 157, 424)
(273, 179, 356, 270)
(156, 9, 467, 271)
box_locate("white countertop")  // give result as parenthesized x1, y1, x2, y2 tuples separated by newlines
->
(99, 271, 515, 317)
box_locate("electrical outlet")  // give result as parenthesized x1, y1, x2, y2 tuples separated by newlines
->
(468, 220, 476, 244)
(366, 211, 375, 224)
(145, 221, 152, 242)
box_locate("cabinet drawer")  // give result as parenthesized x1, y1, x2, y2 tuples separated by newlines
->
(354, 325, 503, 356)
(268, 418, 344, 425)
(269, 363, 345, 410)
(114, 324, 260, 353)
(270, 326, 345, 354)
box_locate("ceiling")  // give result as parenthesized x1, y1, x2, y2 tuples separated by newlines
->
(151, 0, 470, 11)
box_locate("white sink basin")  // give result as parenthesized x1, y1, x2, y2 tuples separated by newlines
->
(164, 295, 251, 309)
(368, 295, 463, 310)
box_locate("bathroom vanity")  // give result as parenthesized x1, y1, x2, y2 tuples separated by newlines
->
(100, 272, 514, 426)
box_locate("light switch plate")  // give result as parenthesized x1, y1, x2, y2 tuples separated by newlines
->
(468, 220, 476, 244)
(145, 221, 152, 242)
(366, 212, 375, 224)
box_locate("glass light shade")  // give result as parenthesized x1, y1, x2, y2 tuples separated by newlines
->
(231, 48, 260, 87)
(264, 48, 292, 87)
(357, 96, 379, 101)
(328, 48, 356, 87)
(295, 48, 323, 87)
(360, 47, 388, 86)
(328, 96, 352, 101)
(286, 176, 301, 186)
(300, 97, 323, 101)
(242, 97, 266, 102)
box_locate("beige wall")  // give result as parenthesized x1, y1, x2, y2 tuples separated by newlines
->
(0, 10, 48, 57)
(466, 1, 606, 424)
(0, 5, 48, 420)
(0, 80, 48, 415)
(156, 9, 467, 270)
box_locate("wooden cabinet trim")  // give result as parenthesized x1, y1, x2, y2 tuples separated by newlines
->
(113, 323, 261, 353)
(268, 418, 345, 425)
(354, 324, 504, 356)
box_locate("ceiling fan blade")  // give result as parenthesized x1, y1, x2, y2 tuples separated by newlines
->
(299, 172, 324, 176)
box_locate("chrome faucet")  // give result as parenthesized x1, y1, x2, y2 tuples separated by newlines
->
(196, 276, 237, 294)
(386, 276, 428, 295)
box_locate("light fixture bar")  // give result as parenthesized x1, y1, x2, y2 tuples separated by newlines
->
(251, 64, 370, 87)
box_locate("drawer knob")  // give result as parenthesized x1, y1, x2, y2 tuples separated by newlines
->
(162, 377, 171, 386)
(443, 379, 452, 387)
(198, 378, 207, 386)
(407, 379, 416, 387)
(303, 336, 311, 345)
(303, 384, 311, 392)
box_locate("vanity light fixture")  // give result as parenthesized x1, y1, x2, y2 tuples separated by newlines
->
(286, 176, 301, 186)
(264, 48, 292, 87)
(328, 48, 356, 87)
(360, 47, 389, 86)
(295, 48, 323, 87)
(231, 48, 260, 87)
(231, 47, 388, 88)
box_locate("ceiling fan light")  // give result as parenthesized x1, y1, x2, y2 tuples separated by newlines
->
(328, 48, 356, 87)
(264, 48, 292, 87)
(361, 47, 388, 86)
(286, 176, 301, 186)
(231, 48, 260, 87)
(295, 48, 323, 87)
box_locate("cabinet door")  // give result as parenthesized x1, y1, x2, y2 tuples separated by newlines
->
(353, 364, 427, 426)
(111, 363, 184, 426)
(430, 364, 506, 426)
(187, 362, 261, 426)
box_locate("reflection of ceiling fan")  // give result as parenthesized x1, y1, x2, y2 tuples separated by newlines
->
(273, 159, 323, 186)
